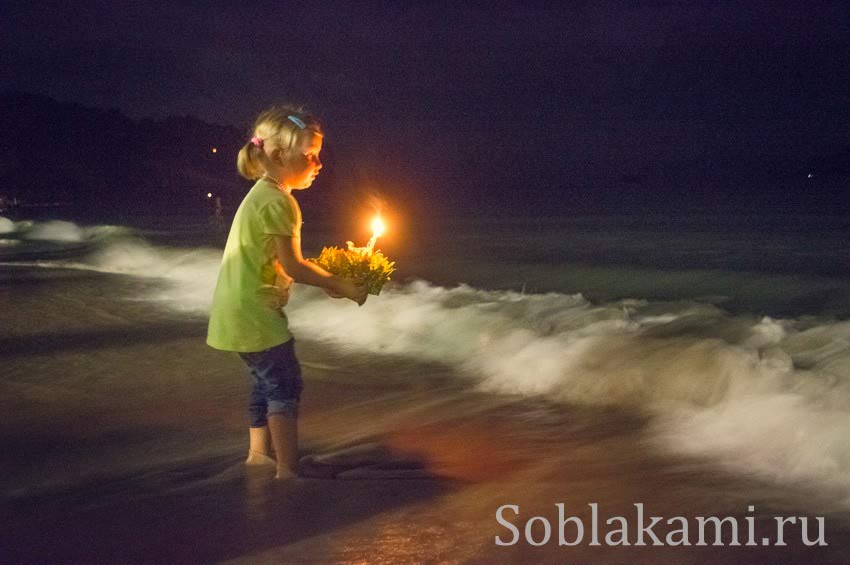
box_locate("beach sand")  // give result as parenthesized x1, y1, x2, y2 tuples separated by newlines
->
(2, 265, 848, 563)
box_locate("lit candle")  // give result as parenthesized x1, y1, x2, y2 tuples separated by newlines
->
(320, 213, 395, 295)
(347, 215, 387, 255)
(366, 216, 386, 254)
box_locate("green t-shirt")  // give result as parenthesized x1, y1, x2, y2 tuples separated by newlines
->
(207, 178, 301, 352)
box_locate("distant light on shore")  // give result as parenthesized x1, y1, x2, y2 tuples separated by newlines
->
(207, 193, 213, 198)
(211, 147, 218, 153)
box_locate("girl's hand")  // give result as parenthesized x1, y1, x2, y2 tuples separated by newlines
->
(259, 284, 289, 312)
(274, 273, 293, 307)
(333, 278, 368, 305)
(323, 287, 344, 299)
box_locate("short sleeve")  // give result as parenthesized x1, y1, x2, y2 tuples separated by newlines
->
(259, 194, 301, 237)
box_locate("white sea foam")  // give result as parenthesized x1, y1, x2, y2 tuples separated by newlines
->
(0, 216, 15, 234)
(1, 218, 133, 243)
(23, 220, 86, 242)
(55, 238, 223, 311)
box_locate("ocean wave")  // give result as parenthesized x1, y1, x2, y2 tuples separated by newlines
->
(0, 216, 15, 234)
(0, 217, 134, 243)
(0, 219, 220, 309)
(23, 220, 86, 242)
(5, 218, 850, 505)
(286, 284, 850, 505)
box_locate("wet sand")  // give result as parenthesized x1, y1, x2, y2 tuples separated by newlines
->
(2, 265, 849, 563)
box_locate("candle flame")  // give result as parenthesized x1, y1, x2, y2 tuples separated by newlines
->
(346, 215, 388, 255)
(371, 217, 386, 238)
(361, 216, 386, 254)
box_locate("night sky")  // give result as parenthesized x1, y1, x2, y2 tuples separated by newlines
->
(3, 2, 849, 215)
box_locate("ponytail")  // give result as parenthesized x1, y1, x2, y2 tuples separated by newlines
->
(236, 141, 264, 180)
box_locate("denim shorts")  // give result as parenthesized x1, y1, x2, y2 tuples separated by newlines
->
(238, 338, 303, 425)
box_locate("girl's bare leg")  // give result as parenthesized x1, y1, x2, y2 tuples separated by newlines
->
(245, 426, 276, 466)
(267, 414, 299, 479)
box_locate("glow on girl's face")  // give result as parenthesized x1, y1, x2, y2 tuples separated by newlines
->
(282, 132, 323, 190)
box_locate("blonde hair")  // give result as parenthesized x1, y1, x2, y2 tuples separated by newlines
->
(236, 105, 323, 180)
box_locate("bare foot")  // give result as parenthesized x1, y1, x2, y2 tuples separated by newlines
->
(246, 450, 277, 467)
(274, 465, 299, 480)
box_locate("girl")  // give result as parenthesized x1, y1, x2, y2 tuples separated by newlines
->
(207, 106, 367, 479)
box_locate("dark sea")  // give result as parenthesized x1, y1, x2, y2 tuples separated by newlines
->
(2, 208, 849, 562)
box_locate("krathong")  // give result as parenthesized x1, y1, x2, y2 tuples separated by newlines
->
(310, 216, 395, 295)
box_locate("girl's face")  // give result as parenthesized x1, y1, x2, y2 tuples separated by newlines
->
(279, 132, 323, 190)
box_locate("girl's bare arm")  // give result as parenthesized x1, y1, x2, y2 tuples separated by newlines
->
(274, 235, 367, 304)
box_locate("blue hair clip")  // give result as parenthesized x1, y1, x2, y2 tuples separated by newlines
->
(287, 115, 307, 129)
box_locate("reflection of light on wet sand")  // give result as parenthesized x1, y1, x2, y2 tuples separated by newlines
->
(243, 466, 276, 523)
(332, 522, 480, 564)
(385, 419, 536, 481)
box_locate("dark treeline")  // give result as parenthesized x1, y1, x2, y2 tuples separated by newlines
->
(0, 91, 257, 216)
(2, 91, 847, 222)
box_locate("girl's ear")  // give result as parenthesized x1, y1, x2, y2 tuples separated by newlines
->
(271, 148, 287, 166)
